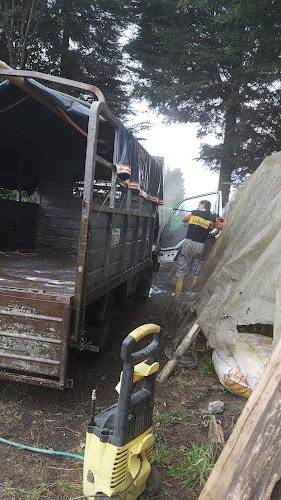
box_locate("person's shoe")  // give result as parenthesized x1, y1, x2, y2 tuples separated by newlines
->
(192, 278, 197, 287)
(172, 278, 184, 296)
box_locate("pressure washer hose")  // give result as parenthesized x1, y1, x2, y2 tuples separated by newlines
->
(0, 437, 84, 460)
(0, 439, 144, 499)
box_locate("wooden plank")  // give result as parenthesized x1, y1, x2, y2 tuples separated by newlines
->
(199, 336, 281, 500)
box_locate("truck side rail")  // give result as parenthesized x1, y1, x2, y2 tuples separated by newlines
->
(0, 63, 105, 102)
(0, 61, 118, 128)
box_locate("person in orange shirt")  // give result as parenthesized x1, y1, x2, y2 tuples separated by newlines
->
(174, 200, 226, 294)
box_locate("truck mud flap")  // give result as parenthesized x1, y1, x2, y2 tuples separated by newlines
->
(0, 290, 72, 389)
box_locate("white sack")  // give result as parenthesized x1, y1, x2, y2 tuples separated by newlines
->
(212, 333, 272, 397)
(212, 347, 251, 398)
(229, 332, 272, 391)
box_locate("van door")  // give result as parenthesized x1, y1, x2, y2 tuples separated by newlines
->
(157, 191, 222, 263)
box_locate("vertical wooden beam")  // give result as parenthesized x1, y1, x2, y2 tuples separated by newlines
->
(73, 101, 103, 340)
(109, 168, 117, 208)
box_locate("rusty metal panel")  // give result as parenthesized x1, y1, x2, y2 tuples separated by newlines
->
(84, 206, 156, 296)
(0, 290, 71, 389)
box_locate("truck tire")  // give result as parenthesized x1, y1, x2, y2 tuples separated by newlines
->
(152, 253, 160, 272)
(136, 267, 153, 298)
(94, 310, 112, 352)
(85, 293, 112, 352)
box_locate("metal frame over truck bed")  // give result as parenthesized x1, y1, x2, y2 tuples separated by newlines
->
(0, 64, 163, 389)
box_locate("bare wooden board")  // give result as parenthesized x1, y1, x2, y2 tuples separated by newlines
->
(199, 336, 281, 500)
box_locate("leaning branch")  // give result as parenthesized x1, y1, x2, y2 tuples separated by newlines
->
(157, 322, 200, 383)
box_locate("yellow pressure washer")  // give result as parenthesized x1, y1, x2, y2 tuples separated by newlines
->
(83, 323, 162, 499)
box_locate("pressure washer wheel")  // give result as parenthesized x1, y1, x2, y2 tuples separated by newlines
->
(146, 465, 161, 497)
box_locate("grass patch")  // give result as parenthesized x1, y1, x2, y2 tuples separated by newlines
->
(154, 404, 188, 427)
(167, 440, 220, 491)
(174, 370, 189, 389)
(0, 482, 15, 497)
(152, 430, 175, 468)
(23, 483, 52, 500)
(199, 356, 214, 375)
(0, 479, 82, 500)
(153, 441, 175, 468)
(230, 403, 246, 431)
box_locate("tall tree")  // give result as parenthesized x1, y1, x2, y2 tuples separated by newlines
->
(126, 0, 281, 204)
(0, 0, 45, 69)
(0, 0, 133, 117)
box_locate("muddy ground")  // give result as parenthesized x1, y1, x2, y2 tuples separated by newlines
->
(0, 264, 244, 500)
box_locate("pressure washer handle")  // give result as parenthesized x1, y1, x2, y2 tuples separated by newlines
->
(113, 324, 162, 443)
(120, 323, 161, 364)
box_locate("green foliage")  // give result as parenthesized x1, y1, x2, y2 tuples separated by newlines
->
(126, 0, 281, 203)
(238, 324, 273, 337)
(0, 189, 34, 202)
(0, 0, 133, 117)
(199, 356, 214, 375)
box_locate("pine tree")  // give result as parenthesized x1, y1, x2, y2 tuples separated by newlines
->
(0, 0, 133, 117)
(126, 0, 281, 204)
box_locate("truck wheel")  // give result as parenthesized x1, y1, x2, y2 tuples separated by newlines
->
(136, 267, 153, 298)
(152, 253, 160, 272)
(95, 311, 112, 352)
(85, 293, 112, 352)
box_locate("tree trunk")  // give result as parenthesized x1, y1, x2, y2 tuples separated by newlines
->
(60, 0, 72, 78)
(218, 104, 238, 206)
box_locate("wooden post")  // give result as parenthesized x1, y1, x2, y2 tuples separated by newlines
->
(199, 336, 281, 500)
(157, 322, 200, 383)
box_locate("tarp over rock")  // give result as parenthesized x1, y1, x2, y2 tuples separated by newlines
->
(195, 152, 281, 348)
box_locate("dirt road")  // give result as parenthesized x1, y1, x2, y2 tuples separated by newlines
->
(0, 264, 241, 500)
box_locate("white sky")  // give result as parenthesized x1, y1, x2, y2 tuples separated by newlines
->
(129, 101, 219, 198)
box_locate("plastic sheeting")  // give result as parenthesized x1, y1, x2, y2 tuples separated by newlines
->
(115, 122, 164, 203)
(0, 79, 163, 203)
(195, 152, 281, 348)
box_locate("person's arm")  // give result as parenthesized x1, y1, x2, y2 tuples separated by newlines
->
(182, 213, 192, 223)
(214, 216, 226, 230)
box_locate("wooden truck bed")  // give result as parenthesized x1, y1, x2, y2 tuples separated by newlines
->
(0, 249, 76, 296)
(0, 249, 77, 389)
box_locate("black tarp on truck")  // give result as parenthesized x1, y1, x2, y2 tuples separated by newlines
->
(0, 65, 163, 389)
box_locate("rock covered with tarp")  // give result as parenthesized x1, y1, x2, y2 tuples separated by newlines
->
(195, 151, 281, 349)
